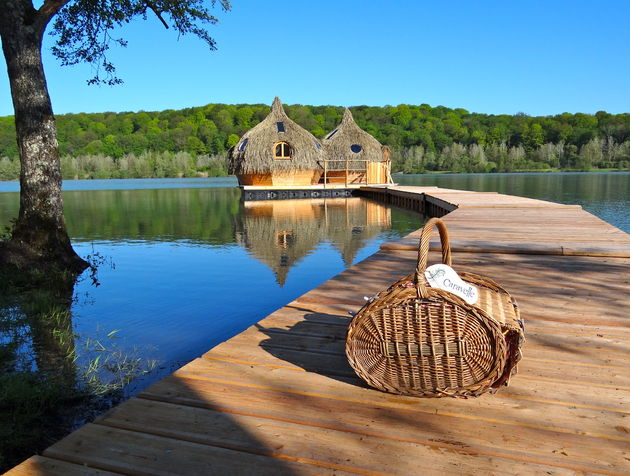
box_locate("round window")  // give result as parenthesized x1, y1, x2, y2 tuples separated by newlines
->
(274, 141, 292, 159)
(350, 144, 362, 153)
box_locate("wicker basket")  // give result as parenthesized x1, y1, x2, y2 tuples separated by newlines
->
(346, 218, 524, 398)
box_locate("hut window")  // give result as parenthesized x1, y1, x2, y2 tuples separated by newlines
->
(350, 144, 362, 153)
(238, 139, 249, 151)
(326, 129, 339, 140)
(274, 141, 292, 159)
(276, 122, 285, 133)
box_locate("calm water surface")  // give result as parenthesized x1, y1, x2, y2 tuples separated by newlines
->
(0, 181, 421, 393)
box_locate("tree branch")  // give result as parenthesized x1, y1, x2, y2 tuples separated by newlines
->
(38, 0, 70, 25)
(144, 1, 169, 30)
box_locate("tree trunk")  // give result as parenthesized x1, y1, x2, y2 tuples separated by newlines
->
(0, 3, 87, 272)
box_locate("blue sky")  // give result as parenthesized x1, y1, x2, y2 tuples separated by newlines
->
(1, 0, 629, 117)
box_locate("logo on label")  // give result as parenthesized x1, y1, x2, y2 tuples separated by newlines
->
(425, 264, 479, 305)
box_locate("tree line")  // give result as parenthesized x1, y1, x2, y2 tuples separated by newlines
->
(1, 103, 629, 180)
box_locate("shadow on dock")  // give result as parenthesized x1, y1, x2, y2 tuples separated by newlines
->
(254, 310, 367, 387)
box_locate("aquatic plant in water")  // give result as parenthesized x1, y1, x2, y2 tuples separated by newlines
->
(0, 267, 157, 472)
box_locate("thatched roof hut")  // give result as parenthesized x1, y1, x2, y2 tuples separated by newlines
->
(228, 97, 324, 178)
(322, 108, 386, 171)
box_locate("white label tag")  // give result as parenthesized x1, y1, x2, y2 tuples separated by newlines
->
(425, 264, 479, 305)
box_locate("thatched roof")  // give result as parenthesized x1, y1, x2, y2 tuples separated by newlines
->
(322, 108, 385, 170)
(228, 97, 324, 175)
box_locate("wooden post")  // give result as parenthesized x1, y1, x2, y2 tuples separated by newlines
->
(384, 147, 392, 184)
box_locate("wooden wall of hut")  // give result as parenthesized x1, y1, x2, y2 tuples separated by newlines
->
(238, 170, 322, 187)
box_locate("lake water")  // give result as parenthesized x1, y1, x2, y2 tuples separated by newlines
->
(0, 181, 422, 396)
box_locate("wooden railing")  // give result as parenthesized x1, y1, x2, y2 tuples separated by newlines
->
(320, 159, 369, 187)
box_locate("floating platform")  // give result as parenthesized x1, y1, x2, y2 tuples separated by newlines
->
(8, 186, 630, 475)
(241, 183, 391, 201)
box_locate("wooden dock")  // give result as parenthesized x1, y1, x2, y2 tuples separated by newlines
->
(7, 186, 630, 475)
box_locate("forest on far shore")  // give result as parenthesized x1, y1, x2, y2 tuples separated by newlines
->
(1, 102, 629, 180)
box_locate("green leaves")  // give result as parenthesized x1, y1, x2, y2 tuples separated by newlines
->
(1, 100, 629, 174)
(50, 0, 231, 85)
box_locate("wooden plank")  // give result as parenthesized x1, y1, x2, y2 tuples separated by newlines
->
(420, 191, 575, 208)
(281, 250, 630, 306)
(381, 239, 630, 257)
(96, 398, 576, 476)
(382, 251, 630, 323)
(205, 328, 630, 398)
(137, 364, 629, 474)
(170, 358, 630, 440)
(223, 314, 630, 368)
(255, 303, 630, 344)
(222, 327, 630, 387)
(254, 304, 630, 344)
(202, 348, 630, 415)
(3, 456, 122, 476)
(256, 293, 630, 343)
(200, 355, 630, 431)
(43, 424, 344, 476)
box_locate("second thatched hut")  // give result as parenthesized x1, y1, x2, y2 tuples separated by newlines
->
(322, 108, 392, 185)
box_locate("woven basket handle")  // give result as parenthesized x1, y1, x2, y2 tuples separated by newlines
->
(414, 218, 452, 293)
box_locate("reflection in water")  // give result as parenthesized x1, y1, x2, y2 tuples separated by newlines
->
(0, 186, 242, 245)
(1, 277, 77, 380)
(0, 270, 158, 471)
(0, 275, 78, 470)
(235, 198, 391, 285)
(63, 187, 242, 244)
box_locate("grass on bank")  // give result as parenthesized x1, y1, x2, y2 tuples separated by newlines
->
(0, 267, 156, 472)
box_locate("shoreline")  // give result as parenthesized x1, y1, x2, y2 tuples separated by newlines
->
(2, 168, 630, 185)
